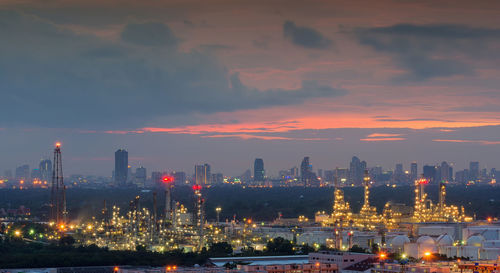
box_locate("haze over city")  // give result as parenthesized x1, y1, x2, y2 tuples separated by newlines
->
(1, 0, 499, 175)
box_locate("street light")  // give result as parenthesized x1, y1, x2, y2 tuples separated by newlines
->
(215, 207, 222, 224)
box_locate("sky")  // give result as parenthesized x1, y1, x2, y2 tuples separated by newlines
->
(0, 0, 499, 176)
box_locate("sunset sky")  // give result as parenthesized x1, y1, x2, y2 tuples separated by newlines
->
(1, 0, 499, 176)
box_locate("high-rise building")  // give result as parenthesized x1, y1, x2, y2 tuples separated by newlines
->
(300, 157, 318, 186)
(317, 169, 323, 179)
(212, 173, 224, 184)
(410, 162, 418, 183)
(393, 163, 404, 183)
(173, 171, 186, 186)
(114, 149, 128, 186)
(440, 161, 451, 182)
(349, 156, 366, 186)
(469, 161, 479, 182)
(151, 171, 162, 187)
(253, 158, 265, 183)
(290, 167, 299, 177)
(423, 165, 436, 183)
(39, 159, 52, 182)
(135, 166, 147, 187)
(31, 169, 41, 180)
(3, 169, 12, 179)
(195, 164, 211, 185)
(15, 164, 30, 180)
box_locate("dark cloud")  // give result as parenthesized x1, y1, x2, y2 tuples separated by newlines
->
(0, 11, 346, 129)
(283, 20, 332, 49)
(356, 24, 500, 81)
(121, 22, 177, 47)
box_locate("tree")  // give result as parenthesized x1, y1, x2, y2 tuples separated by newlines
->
(371, 243, 380, 254)
(59, 235, 75, 246)
(349, 245, 366, 253)
(208, 242, 233, 256)
(265, 237, 294, 255)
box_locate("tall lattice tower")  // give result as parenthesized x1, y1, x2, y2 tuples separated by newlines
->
(50, 142, 67, 224)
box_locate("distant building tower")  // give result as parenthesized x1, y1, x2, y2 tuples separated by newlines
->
(300, 157, 311, 186)
(393, 163, 404, 183)
(410, 162, 418, 183)
(290, 166, 299, 178)
(173, 171, 186, 186)
(135, 167, 147, 188)
(195, 164, 211, 185)
(469, 161, 479, 182)
(440, 161, 450, 182)
(15, 164, 30, 180)
(349, 156, 366, 186)
(40, 159, 52, 182)
(423, 165, 436, 183)
(114, 149, 128, 186)
(301, 157, 318, 186)
(152, 171, 162, 187)
(254, 158, 265, 183)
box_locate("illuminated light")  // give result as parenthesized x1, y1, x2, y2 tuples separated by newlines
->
(424, 252, 431, 257)
(29, 229, 35, 235)
(401, 254, 407, 259)
(162, 176, 174, 183)
(192, 185, 202, 191)
(247, 219, 252, 224)
(173, 266, 177, 270)
(14, 230, 21, 236)
(55, 142, 61, 148)
(167, 266, 172, 271)
(487, 217, 492, 223)
(315, 262, 320, 267)
(379, 253, 387, 259)
(114, 266, 119, 272)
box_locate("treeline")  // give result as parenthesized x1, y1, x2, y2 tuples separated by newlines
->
(0, 239, 207, 269)
(1, 185, 499, 221)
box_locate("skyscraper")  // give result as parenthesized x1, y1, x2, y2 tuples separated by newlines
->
(469, 161, 479, 182)
(135, 166, 147, 187)
(393, 163, 404, 183)
(253, 158, 265, 183)
(114, 149, 128, 186)
(440, 161, 450, 182)
(349, 156, 366, 186)
(300, 157, 318, 186)
(423, 165, 436, 183)
(39, 159, 52, 182)
(410, 162, 418, 183)
(15, 164, 30, 180)
(195, 164, 211, 185)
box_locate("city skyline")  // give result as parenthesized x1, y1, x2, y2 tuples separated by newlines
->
(2, 144, 496, 179)
(0, 0, 499, 176)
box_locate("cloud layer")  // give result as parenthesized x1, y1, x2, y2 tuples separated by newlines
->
(356, 24, 500, 80)
(283, 20, 332, 49)
(0, 11, 345, 128)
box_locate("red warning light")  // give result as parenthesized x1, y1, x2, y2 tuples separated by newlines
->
(418, 178, 429, 185)
(192, 185, 202, 191)
(162, 176, 174, 183)
(55, 142, 61, 148)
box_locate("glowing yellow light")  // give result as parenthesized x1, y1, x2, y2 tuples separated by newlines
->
(424, 252, 431, 257)
(14, 230, 21, 236)
(56, 142, 61, 148)
(402, 254, 407, 259)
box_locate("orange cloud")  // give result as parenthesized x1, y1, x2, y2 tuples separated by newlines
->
(360, 137, 406, 142)
(432, 139, 500, 145)
(366, 133, 404, 138)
